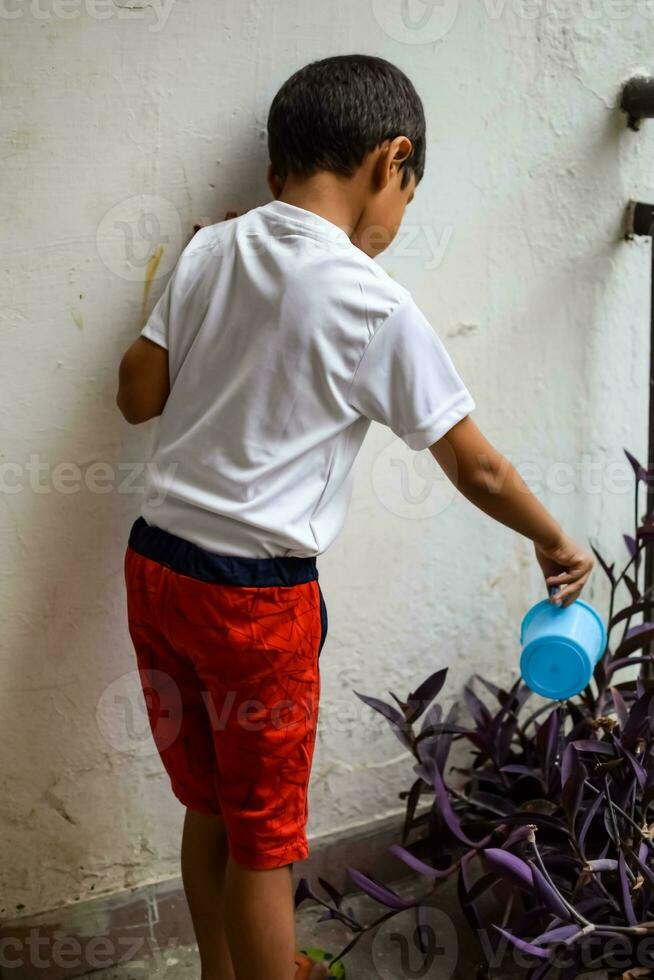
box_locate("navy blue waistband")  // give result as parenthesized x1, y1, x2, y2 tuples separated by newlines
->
(127, 517, 318, 588)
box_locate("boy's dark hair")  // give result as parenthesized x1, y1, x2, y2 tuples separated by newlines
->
(267, 54, 426, 189)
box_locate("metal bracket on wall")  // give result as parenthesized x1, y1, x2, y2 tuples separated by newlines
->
(626, 201, 654, 240)
(621, 76, 654, 131)
(625, 200, 654, 633)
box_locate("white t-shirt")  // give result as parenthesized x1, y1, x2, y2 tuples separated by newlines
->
(139, 200, 475, 557)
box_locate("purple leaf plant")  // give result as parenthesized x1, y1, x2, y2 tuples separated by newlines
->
(295, 452, 654, 978)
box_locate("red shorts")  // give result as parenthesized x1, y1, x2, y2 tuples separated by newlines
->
(123, 517, 327, 870)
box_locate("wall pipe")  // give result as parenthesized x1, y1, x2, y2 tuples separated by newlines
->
(622, 76, 654, 620)
(625, 202, 654, 609)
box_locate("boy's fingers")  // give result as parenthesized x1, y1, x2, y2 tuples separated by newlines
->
(562, 585, 585, 606)
(546, 571, 581, 586)
(538, 542, 594, 605)
(549, 576, 589, 606)
(548, 561, 590, 581)
(546, 573, 571, 585)
(308, 964, 330, 980)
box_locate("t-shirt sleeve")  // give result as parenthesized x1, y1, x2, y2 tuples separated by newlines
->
(347, 296, 476, 451)
(140, 271, 173, 350)
(139, 226, 214, 352)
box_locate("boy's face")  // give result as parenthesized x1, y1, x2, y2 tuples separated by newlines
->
(351, 154, 417, 259)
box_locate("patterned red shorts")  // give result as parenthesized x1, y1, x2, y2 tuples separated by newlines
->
(123, 517, 327, 869)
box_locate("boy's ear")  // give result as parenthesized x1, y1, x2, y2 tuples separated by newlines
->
(267, 164, 285, 198)
(374, 135, 413, 189)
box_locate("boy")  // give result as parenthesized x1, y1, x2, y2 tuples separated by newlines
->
(117, 55, 593, 980)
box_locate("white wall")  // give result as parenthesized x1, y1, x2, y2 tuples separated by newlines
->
(1, 0, 653, 917)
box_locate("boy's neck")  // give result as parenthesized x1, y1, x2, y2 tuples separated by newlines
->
(275, 171, 369, 240)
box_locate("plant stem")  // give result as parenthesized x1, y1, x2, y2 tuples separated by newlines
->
(530, 838, 593, 929)
(585, 779, 654, 855)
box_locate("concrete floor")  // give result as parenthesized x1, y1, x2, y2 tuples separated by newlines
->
(76, 874, 489, 979)
(76, 874, 610, 980)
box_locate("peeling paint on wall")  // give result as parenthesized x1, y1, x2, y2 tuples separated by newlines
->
(70, 308, 83, 329)
(140, 246, 164, 326)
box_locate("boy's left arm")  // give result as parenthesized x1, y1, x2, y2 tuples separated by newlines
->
(116, 336, 169, 424)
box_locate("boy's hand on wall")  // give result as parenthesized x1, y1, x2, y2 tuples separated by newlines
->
(533, 535, 594, 608)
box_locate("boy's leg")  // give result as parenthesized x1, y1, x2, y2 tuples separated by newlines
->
(181, 809, 235, 980)
(182, 816, 328, 980)
(224, 858, 296, 980)
(186, 576, 323, 980)
(124, 546, 238, 977)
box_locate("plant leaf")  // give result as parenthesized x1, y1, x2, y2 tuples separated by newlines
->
(643, 768, 654, 812)
(353, 691, 414, 749)
(430, 760, 493, 848)
(590, 542, 615, 585)
(492, 926, 551, 960)
(611, 687, 629, 729)
(561, 749, 587, 828)
(629, 847, 654, 888)
(528, 860, 572, 920)
(353, 691, 405, 726)
(402, 778, 425, 844)
(570, 739, 615, 756)
(561, 742, 577, 790)
(419, 701, 442, 735)
(621, 744, 648, 788)
(624, 534, 638, 558)
(462, 870, 502, 905)
(625, 449, 648, 481)
(501, 763, 546, 779)
(483, 847, 534, 890)
(536, 707, 560, 778)
(464, 684, 492, 730)
(618, 851, 638, 925)
(532, 924, 583, 946)
(317, 877, 343, 908)
(435, 702, 460, 775)
(610, 600, 649, 630)
(578, 788, 604, 853)
(346, 867, 412, 910)
(405, 668, 448, 723)
(473, 674, 506, 702)
(458, 855, 484, 933)
(501, 824, 538, 850)
(388, 843, 452, 881)
(624, 574, 641, 603)
(622, 689, 654, 748)
(468, 790, 519, 816)
(585, 858, 618, 872)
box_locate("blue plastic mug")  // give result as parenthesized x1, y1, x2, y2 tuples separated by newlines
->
(519, 592, 607, 700)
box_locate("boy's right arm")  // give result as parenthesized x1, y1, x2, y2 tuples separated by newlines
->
(429, 416, 594, 608)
